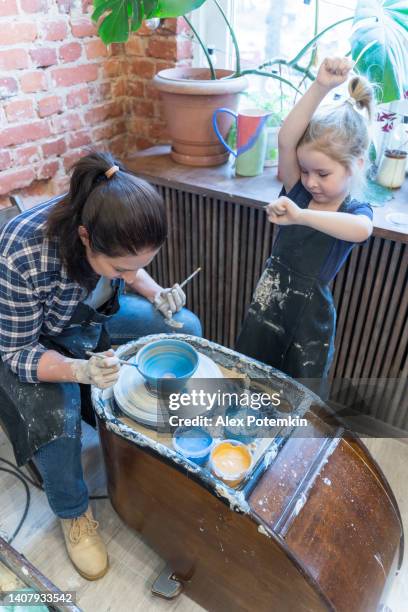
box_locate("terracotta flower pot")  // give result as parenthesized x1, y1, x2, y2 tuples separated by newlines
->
(153, 67, 248, 167)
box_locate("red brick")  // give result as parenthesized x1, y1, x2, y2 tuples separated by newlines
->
(92, 124, 115, 141)
(109, 135, 126, 156)
(0, 49, 29, 70)
(89, 81, 111, 103)
(51, 64, 98, 87)
(37, 160, 59, 179)
(20, 71, 47, 92)
(38, 95, 63, 117)
(131, 99, 155, 117)
(66, 86, 89, 108)
(127, 80, 144, 98)
(0, 22, 37, 44)
(125, 38, 144, 56)
(68, 129, 92, 148)
(102, 58, 123, 78)
(71, 17, 96, 38)
(0, 0, 17, 16)
(0, 151, 11, 171)
(41, 137, 66, 157)
(0, 121, 51, 148)
(0, 77, 18, 98)
(147, 37, 177, 61)
(59, 42, 82, 63)
(30, 47, 57, 67)
(85, 39, 108, 59)
(134, 137, 153, 149)
(43, 20, 68, 41)
(84, 101, 122, 125)
(148, 120, 166, 140)
(128, 58, 156, 79)
(63, 149, 87, 171)
(20, 0, 44, 13)
(51, 112, 82, 134)
(0, 168, 36, 196)
(112, 79, 125, 97)
(13, 145, 40, 165)
(110, 43, 124, 56)
(144, 82, 161, 100)
(5, 99, 35, 122)
(155, 60, 174, 72)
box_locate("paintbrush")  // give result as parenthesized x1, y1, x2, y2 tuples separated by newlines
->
(165, 267, 201, 329)
(85, 350, 140, 370)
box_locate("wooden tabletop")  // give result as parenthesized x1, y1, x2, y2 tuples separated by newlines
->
(126, 146, 408, 244)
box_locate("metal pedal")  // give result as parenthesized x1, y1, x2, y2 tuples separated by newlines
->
(151, 564, 183, 599)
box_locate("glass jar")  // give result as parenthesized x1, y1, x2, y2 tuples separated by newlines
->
(376, 117, 408, 189)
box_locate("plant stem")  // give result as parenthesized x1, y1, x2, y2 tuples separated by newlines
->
(212, 0, 241, 76)
(183, 15, 217, 79)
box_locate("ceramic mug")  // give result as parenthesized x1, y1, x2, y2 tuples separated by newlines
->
(212, 108, 270, 176)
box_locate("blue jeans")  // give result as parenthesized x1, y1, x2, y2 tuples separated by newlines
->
(34, 295, 202, 518)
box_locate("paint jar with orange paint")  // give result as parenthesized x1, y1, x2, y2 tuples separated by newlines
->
(209, 439, 253, 488)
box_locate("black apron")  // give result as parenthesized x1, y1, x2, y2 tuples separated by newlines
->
(0, 286, 120, 466)
(235, 200, 346, 393)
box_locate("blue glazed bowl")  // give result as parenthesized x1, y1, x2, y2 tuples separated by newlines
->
(136, 339, 199, 393)
(172, 426, 214, 465)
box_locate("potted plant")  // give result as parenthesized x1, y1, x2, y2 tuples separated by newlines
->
(92, 0, 408, 167)
(91, 0, 310, 166)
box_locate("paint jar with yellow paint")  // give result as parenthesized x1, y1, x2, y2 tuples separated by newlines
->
(209, 439, 253, 488)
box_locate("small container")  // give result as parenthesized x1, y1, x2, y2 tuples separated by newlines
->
(376, 149, 407, 189)
(210, 439, 253, 487)
(172, 426, 214, 465)
(224, 405, 259, 444)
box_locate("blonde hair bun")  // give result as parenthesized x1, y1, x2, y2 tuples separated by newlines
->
(348, 76, 375, 120)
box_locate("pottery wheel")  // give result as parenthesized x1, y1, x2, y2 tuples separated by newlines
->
(113, 351, 224, 427)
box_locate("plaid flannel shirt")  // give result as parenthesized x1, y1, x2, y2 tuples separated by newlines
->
(0, 202, 93, 383)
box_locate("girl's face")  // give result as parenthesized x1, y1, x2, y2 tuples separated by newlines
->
(296, 144, 352, 205)
(78, 227, 160, 283)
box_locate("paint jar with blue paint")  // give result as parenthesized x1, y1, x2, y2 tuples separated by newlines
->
(224, 405, 259, 444)
(172, 426, 214, 465)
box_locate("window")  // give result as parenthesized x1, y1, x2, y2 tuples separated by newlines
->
(192, 0, 358, 99)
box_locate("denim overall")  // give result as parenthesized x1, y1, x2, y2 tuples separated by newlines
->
(235, 186, 358, 396)
(0, 282, 121, 468)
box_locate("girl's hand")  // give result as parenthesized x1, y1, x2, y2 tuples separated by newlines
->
(265, 197, 303, 226)
(316, 57, 353, 90)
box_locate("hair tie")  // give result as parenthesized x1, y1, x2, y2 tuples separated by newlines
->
(345, 97, 358, 109)
(105, 165, 119, 179)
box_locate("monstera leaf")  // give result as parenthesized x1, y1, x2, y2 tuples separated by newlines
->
(351, 0, 408, 103)
(92, 0, 207, 44)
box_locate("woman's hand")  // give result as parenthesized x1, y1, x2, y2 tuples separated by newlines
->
(71, 350, 121, 389)
(316, 57, 353, 90)
(153, 284, 186, 320)
(265, 197, 303, 226)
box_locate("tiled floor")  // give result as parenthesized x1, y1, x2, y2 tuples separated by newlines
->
(0, 425, 407, 611)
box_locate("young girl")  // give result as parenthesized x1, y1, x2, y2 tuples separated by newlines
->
(0, 152, 201, 580)
(236, 57, 374, 395)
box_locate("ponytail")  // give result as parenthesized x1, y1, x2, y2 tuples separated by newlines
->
(45, 151, 167, 291)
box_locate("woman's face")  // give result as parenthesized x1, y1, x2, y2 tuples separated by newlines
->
(78, 226, 160, 283)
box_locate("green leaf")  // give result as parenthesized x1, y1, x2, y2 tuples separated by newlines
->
(97, 0, 131, 44)
(143, 0, 157, 18)
(351, 0, 408, 103)
(148, 0, 207, 18)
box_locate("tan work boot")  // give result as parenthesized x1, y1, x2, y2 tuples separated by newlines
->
(60, 507, 108, 580)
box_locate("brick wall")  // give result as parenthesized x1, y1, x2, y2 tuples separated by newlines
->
(0, 3, 193, 207)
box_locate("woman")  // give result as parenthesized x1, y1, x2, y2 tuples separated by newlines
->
(0, 152, 201, 580)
